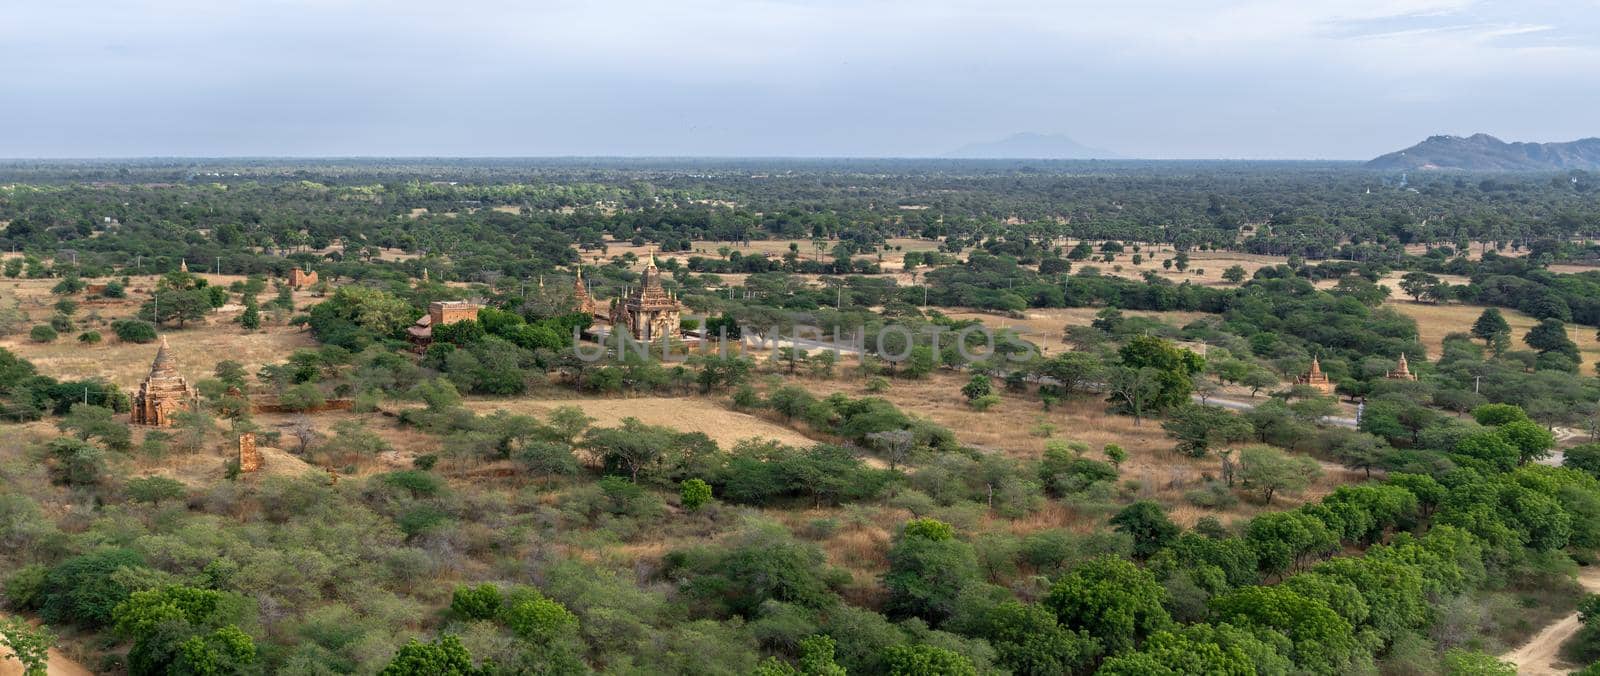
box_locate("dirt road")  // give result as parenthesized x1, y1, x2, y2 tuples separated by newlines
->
(0, 614, 92, 676)
(1502, 567, 1600, 675)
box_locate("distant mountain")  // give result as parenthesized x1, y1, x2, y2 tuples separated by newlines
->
(944, 132, 1119, 159)
(1368, 134, 1600, 171)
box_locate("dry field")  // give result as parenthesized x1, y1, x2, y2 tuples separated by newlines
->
(1389, 300, 1600, 373)
(0, 275, 320, 389)
(1051, 241, 1288, 288)
(461, 395, 819, 449)
(782, 370, 1361, 527)
(941, 306, 1211, 356)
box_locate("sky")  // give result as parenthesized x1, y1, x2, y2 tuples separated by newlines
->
(4, 0, 1598, 159)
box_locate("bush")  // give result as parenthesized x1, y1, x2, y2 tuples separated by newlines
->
(28, 324, 56, 343)
(450, 583, 503, 621)
(77, 330, 102, 344)
(680, 478, 713, 510)
(112, 320, 158, 343)
(1184, 481, 1239, 509)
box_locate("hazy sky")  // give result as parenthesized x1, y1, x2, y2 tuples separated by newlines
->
(5, 0, 1597, 158)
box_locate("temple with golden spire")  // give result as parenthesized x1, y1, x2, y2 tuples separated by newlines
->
(131, 337, 197, 426)
(1386, 353, 1417, 381)
(1295, 356, 1336, 395)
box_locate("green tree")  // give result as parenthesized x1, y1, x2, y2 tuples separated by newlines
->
(1221, 265, 1247, 283)
(1525, 318, 1580, 367)
(58, 403, 132, 452)
(960, 374, 993, 402)
(238, 296, 260, 330)
(379, 635, 482, 676)
(1116, 335, 1204, 412)
(884, 518, 980, 624)
(1110, 500, 1180, 559)
(124, 476, 187, 505)
(0, 617, 54, 676)
(882, 644, 977, 676)
(1209, 585, 1361, 674)
(1161, 404, 1253, 457)
(680, 478, 713, 510)
(1044, 555, 1171, 653)
(1471, 308, 1511, 351)
(1237, 445, 1319, 503)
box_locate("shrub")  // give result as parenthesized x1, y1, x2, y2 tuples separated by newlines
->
(450, 584, 502, 621)
(112, 320, 158, 343)
(680, 478, 713, 510)
(77, 331, 102, 344)
(28, 324, 56, 343)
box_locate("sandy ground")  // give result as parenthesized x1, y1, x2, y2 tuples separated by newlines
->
(1502, 566, 1600, 674)
(0, 615, 91, 676)
(463, 396, 819, 449)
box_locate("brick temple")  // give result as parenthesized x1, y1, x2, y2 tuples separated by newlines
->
(131, 337, 196, 426)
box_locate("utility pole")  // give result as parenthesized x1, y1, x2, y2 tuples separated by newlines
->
(215, 257, 221, 275)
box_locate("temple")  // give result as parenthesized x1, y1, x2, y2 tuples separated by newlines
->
(571, 254, 685, 342)
(1387, 353, 1418, 381)
(131, 337, 197, 426)
(1295, 356, 1336, 395)
(609, 254, 683, 341)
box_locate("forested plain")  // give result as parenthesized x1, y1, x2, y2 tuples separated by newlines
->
(4, 159, 1600, 675)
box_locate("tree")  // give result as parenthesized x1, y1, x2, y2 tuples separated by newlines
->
(960, 374, 992, 402)
(58, 403, 131, 451)
(884, 518, 981, 624)
(680, 478, 712, 510)
(1209, 585, 1359, 674)
(1034, 352, 1102, 398)
(1103, 444, 1128, 470)
(238, 296, 261, 330)
(0, 617, 54, 676)
(125, 476, 187, 505)
(379, 635, 482, 676)
(28, 325, 55, 343)
(1116, 335, 1204, 412)
(140, 289, 212, 328)
(1497, 419, 1555, 465)
(1110, 501, 1180, 559)
(1525, 318, 1580, 365)
(882, 644, 977, 676)
(1471, 308, 1511, 351)
(1107, 366, 1162, 426)
(1161, 404, 1254, 457)
(112, 319, 158, 343)
(1044, 556, 1171, 653)
(865, 429, 917, 470)
(1398, 272, 1444, 303)
(42, 436, 105, 487)
(1237, 445, 1319, 503)
(1222, 265, 1247, 283)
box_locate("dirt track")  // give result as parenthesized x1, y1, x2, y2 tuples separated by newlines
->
(1502, 567, 1600, 674)
(0, 614, 92, 676)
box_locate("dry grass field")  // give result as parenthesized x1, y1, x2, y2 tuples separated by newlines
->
(941, 307, 1211, 356)
(0, 275, 320, 389)
(781, 369, 1361, 527)
(1389, 300, 1600, 372)
(461, 395, 819, 449)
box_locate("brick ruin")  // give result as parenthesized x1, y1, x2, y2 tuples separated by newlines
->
(289, 267, 319, 289)
(406, 300, 482, 350)
(238, 432, 261, 473)
(131, 337, 197, 426)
